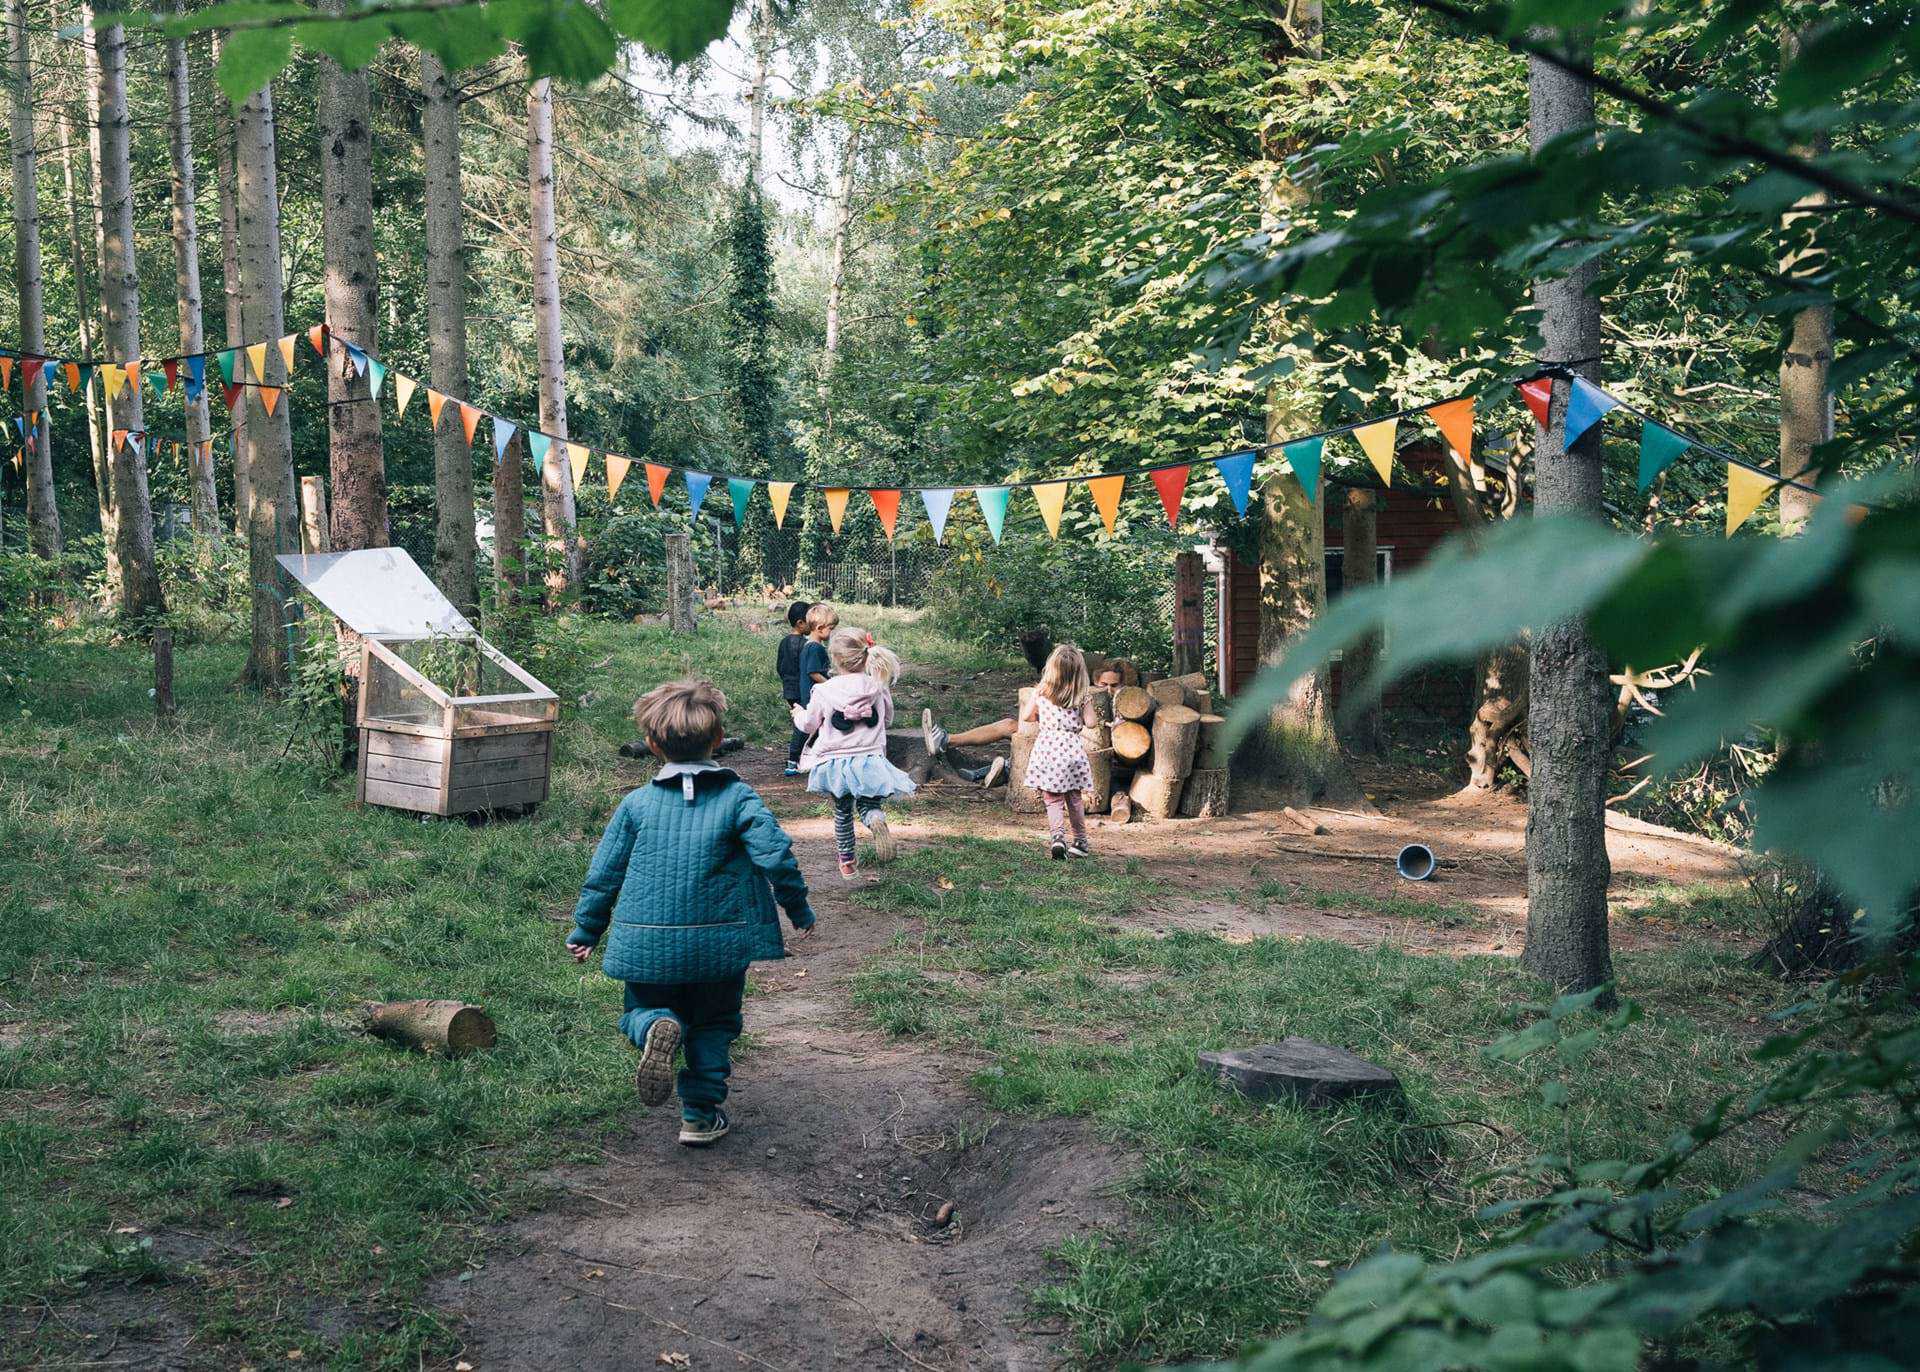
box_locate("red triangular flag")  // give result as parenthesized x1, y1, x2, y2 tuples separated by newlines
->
(22, 358, 43, 389)
(162, 358, 179, 393)
(868, 489, 902, 540)
(308, 324, 328, 357)
(1150, 465, 1190, 528)
(1517, 377, 1552, 427)
(222, 382, 244, 411)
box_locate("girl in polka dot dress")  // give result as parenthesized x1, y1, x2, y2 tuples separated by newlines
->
(1020, 644, 1094, 859)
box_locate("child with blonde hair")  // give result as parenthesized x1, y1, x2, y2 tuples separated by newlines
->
(792, 626, 916, 878)
(1020, 644, 1094, 859)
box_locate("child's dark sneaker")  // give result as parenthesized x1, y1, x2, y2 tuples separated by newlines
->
(783, 763, 801, 777)
(867, 814, 895, 862)
(679, 1107, 730, 1147)
(634, 1017, 682, 1106)
(1050, 838, 1067, 860)
(1066, 841, 1091, 858)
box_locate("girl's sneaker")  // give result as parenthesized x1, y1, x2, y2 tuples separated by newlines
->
(867, 814, 896, 862)
(678, 1108, 730, 1147)
(1066, 841, 1092, 858)
(1050, 838, 1068, 860)
(634, 1017, 682, 1107)
(838, 857, 859, 881)
(783, 762, 801, 777)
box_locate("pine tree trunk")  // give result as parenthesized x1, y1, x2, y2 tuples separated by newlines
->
(527, 75, 579, 601)
(8, 0, 60, 558)
(1521, 44, 1614, 998)
(319, 0, 388, 552)
(234, 73, 297, 692)
(214, 55, 251, 537)
(1776, 27, 1830, 534)
(70, 12, 120, 600)
(95, 2, 172, 715)
(1339, 486, 1382, 755)
(162, 10, 218, 549)
(420, 48, 479, 619)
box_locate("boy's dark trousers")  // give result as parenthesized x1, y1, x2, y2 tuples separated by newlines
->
(785, 700, 809, 764)
(619, 974, 746, 1113)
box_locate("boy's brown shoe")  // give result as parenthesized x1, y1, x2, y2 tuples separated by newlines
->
(635, 1017, 682, 1107)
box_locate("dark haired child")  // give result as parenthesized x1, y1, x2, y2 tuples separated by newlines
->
(566, 679, 814, 1147)
(776, 600, 813, 777)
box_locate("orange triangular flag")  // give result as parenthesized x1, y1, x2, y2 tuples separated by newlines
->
(1031, 481, 1068, 538)
(458, 403, 481, 447)
(394, 373, 417, 417)
(868, 489, 902, 540)
(768, 481, 795, 527)
(0, 356, 11, 388)
(1086, 474, 1124, 533)
(246, 341, 269, 383)
(278, 334, 297, 374)
(308, 324, 328, 356)
(427, 388, 447, 429)
(568, 442, 589, 487)
(259, 385, 282, 416)
(824, 488, 851, 533)
(110, 427, 127, 452)
(1427, 396, 1475, 467)
(645, 462, 669, 506)
(606, 454, 632, 499)
(125, 361, 142, 393)
(1353, 418, 1398, 486)
(64, 362, 80, 392)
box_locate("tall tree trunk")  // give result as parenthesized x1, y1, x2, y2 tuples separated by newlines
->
(162, 10, 219, 549)
(527, 74, 579, 601)
(8, 0, 61, 558)
(1521, 43, 1614, 997)
(745, 0, 772, 189)
(822, 121, 859, 372)
(420, 48, 478, 619)
(319, 0, 388, 552)
(1776, 27, 1830, 534)
(95, 1, 172, 715)
(1339, 486, 1382, 755)
(234, 74, 297, 691)
(72, 9, 120, 600)
(213, 55, 250, 539)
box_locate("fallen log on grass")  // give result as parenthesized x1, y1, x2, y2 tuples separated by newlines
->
(365, 1000, 497, 1056)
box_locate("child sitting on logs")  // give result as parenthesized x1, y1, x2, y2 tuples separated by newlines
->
(1021, 644, 1095, 859)
(566, 679, 814, 1148)
(794, 627, 918, 879)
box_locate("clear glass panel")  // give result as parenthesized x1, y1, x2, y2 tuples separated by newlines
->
(455, 696, 555, 731)
(278, 547, 475, 638)
(389, 635, 488, 697)
(364, 652, 443, 728)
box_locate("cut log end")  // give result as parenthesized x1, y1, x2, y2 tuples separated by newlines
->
(365, 999, 497, 1056)
(1111, 719, 1152, 764)
(1112, 685, 1155, 722)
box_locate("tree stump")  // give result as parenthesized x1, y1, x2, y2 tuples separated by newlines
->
(1008, 729, 1045, 812)
(1197, 1039, 1402, 1108)
(1149, 705, 1201, 779)
(1177, 767, 1230, 818)
(1111, 720, 1152, 766)
(365, 1000, 497, 1056)
(1195, 714, 1230, 768)
(1109, 789, 1133, 824)
(1082, 746, 1114, 814)
(1128, 769, 1184, 819)
(1112, 685, 1154, 723)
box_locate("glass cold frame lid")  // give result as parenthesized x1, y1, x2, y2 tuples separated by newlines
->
(276, 547, 477, 640)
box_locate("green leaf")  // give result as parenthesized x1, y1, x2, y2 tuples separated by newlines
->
(216, 25, 294, 103)
(489, 0, 618, 82)
(387, 7, 508, 70)
(1777, 21, 1901, 110)
(293, 16, 391, 69)
(603, 0, 737, 64)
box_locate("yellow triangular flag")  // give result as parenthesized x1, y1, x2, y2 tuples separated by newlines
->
(278, 334, 297, 374)
(102, 363, 125, 402)
(1353, 418, 1397, 486)
(1086, 474, 1124, 534)
(394, 373, 417, 417)
(1726, 464, 1778, 536)
(768, 481, 795, 528)
(246, 341, 269, 383)
(568, 442, 589, 487)
(1031, 481, 1068, 538)
(605, 453, 631, 499)
(824, 487, 850, 534)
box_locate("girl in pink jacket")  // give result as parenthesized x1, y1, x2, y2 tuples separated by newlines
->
(793, 627, 917, 878)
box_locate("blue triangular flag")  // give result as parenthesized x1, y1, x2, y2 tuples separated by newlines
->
(367, 358, 387, 400)
(528, 432, 552, 465)
(1282, 436, 1324, 501)
(1214, 450, 1256, 517)
(1563, 377, 1618, 448)
(920, 488, 955, 544)
(1636, 421, 1691, 493)
(492, 417, 517, 463)
(342, 341, 369, 377)
(184, 355, 205, 401)
(728, 478, 755, 526)
(974, 487, 1009, 544)
(686, 470, 713, 519)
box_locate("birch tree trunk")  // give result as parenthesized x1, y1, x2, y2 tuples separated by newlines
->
(421, 48, 478, 619)
(822, 122, 859, 371)
(1521, 41, 1615, 998)
(74, 8, 121, 600)
(527, 74, 579, 601)
(213, 52, 250, 538)
(235, 75, 297, 691)
(1776, 27, 1830, 534)
(95, 1, 172, 715)
(8, 0, 61, 558)
(319, 0, 388, 551)
(163, 10, 218, 548)
(746, 0, 772, 188)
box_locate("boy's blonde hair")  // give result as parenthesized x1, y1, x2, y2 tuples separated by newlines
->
(634, 678, 727, 762)
(1037, 643, 1089, 708)
(805, 602, 839, 633)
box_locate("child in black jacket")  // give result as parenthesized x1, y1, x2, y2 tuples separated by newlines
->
(776, 600, 813, 776)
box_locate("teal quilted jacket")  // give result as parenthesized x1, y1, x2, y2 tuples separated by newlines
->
(566, 762, 814, 984)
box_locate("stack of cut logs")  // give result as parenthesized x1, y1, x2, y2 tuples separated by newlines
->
(1009, 657, 1230, 821)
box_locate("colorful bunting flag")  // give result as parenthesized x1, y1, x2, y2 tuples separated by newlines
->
(606, 454, 632, 499)
(1636, 421, 1690, 493)
(161, 358, 178, 394)
(0, 356, 11, 389)
(22, 358, 43, 391)
(259, 385, 282, 417)
(1214, 451, 1256, 517)
(102, 364, 125, 402)
(184, 355, 205, 401)
(1282, 435, 1325, 500)
(1087, 474, 1124, 534)
(367, 359, 387, 401)
(1427, 396, 1475, 466)
(769, 481, 795, 527)
(278, 334, 297, 375)
(1563, 377, 1618, 448)
(217, 349, 237, 385)
(222, 382, 243, 411)
(1517, 377, 1552, 427)
(394, 373, 417, 417)
(645, 463, 669, 506)
(427, 389, 447, 429)
(1726, 464, 1778, 536)
(869, 488, 902, 540)
(492, 417, 517, 464)
(1352, 418, 1397, 486)
(341, 341, 368, 378)
(246, 342, 268, 383)
(528, 432, 552, 467)
(110, 426, 127, 452)
(308, 324, 328, 357)
(686, 471, 713, 520)
(1150, 465, 1189, 527)
(1031, 481, 1069, 538)
(568, 443, 589, 487)
(824, 487, 851, 534)
(975, 486, 1009, 544)
(64, 362, 81, 393)
(126, 361, 142, 395)
(458, 402, 480, 447)
(920, 487, 954, 543)
(729, 478, 755, 527)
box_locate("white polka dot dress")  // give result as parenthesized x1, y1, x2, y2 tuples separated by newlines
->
(1024, 695, 1094, 794)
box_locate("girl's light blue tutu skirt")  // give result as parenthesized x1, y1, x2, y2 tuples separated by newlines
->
(807, 753, 918, 802)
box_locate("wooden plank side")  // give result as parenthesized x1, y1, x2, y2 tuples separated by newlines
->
(451, 731, 549, 764)
(365, 730, 451, 762)
(446, 752, 549, 788)
(451, 719, 557, 739)
(364, 775, 450, 815)
(445, 776, 547, 815)
(365, 751, 446, 788)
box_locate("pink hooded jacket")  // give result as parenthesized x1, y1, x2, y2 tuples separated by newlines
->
(795, 672, 894, 768)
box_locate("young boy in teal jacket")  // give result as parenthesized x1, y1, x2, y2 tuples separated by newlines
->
(567, 679, 814, 1146)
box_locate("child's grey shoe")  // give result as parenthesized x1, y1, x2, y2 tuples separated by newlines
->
(634, 1017, 682, 1107)
(980, 756, 1008, 788)
(922, 708, 948, 757)
(1067, 841, 1091, 858)
(867, 814, 896, 862)
(1050, 838, 1067, 860)
(679, 1107, 730, 1147)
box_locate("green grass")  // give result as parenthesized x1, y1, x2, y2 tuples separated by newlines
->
(1622, 879, 1767, 935)
(848, 839, 1799, 1366)
(1252, 875, 1482, 927)
(0, 606, 1009, 1368)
